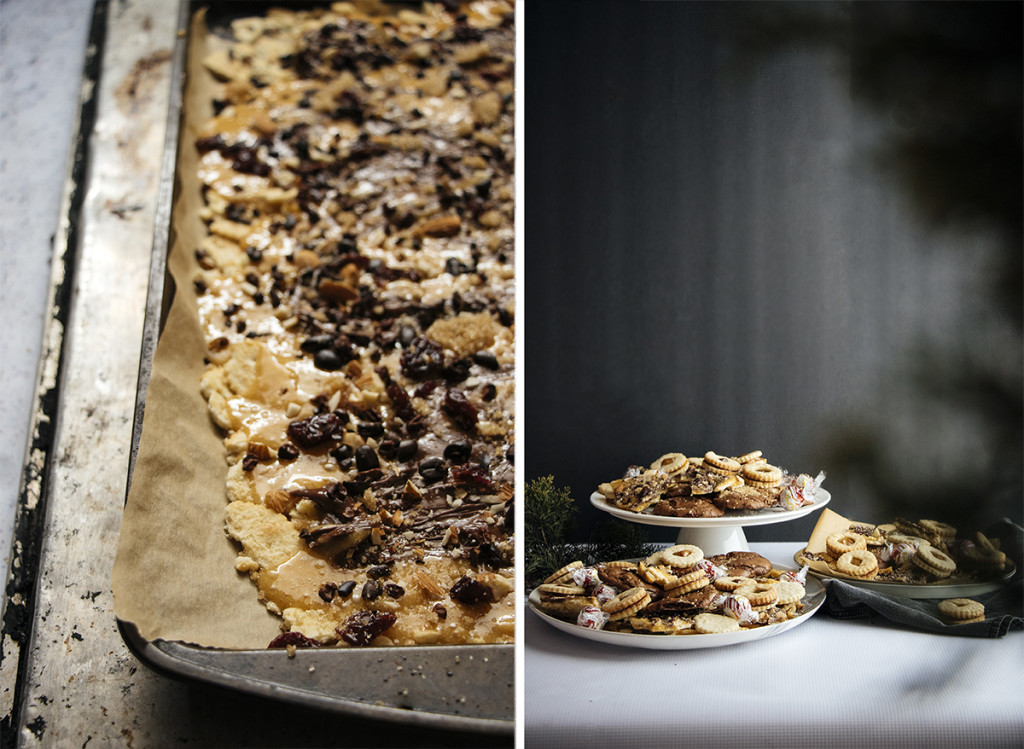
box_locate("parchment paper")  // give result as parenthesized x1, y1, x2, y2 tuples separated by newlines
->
(112, 9, 282, 648)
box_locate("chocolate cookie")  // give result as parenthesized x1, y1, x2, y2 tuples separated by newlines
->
(712, 485, 779, 511)
(706, 551, 773, 577)
(650, 497, 724, 518)
(596, 565, 662, 598)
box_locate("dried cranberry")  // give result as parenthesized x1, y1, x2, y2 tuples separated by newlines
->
(449, 576, 494, 605)
(267, 631, 321, 649)
(287, 412, 344, 449)
(442, 389, 478, 432)
(338, 610, 397, 647)
(451, 463, 496, 492)
(386, 382, 416, 421)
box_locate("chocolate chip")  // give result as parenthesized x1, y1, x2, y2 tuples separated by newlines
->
(337, 580, 356, 598)
(472, 350, 499, 370)
(278, 443, 300, 461)
(361, 580, 382, 601)
(481, 383, 497, 401)
(313, 348, 346, 371)
(357, 421, 385, 438)
(301, 334, 335, 353)
(318, 583, 338, 602)
(355, 445, 380, 471)
(444, 440, 472, 464)
(378, 438, 398, 459)
(330, 444, 353, 462)
(433, 603, 447, 620)
(418, 457, 446, 482)
(367, 565, 391, 579)
(385, 583, 404, 598)
(394, 439, 417, 462)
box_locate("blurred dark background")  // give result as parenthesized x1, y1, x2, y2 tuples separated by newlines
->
(524, 0, 1022, 544)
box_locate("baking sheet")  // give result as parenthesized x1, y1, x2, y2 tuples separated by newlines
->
(111, 1, 513, 730)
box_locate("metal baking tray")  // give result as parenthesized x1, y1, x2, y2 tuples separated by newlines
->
(120, 1, 513, 734)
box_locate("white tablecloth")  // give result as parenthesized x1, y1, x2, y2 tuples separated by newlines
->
(525, 543, 1024, 748)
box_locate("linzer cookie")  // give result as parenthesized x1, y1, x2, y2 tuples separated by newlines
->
(597, 450, 827, 517)
(192, 2, 515, 647)
(532, 546, 814, 636)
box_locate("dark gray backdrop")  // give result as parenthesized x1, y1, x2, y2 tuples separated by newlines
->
(524, 1, 1022, 544)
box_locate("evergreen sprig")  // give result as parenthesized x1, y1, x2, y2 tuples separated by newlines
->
(525, 476, 660, 587)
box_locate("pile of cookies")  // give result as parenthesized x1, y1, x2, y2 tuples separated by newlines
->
(534, 545, 811, 635)
(806, 518, 1009, 584)
(597, 451, 825, 518)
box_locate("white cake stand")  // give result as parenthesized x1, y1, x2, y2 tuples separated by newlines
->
(590, 490, 830, 556)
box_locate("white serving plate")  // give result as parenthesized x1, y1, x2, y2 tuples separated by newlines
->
(590, 490, 830, 555)
(794, 548, 1016, 599)
(527, 573, 825, 650)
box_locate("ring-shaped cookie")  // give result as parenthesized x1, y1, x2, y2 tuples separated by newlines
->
(732, 581, 778, 607)
(836, 549, 879, 577)
(919, 519, 956, 539)
(712, 575, 750, 592)
(938, 598, 984, 622)
(826, 531, 867, 556)
(736, 451, 763, 464)
(913, 545, 956, 577)
(741, 463, 783, 485)
(650, 452, 688, 475)
(704, 451, 741, 473)
(660, 544, 704, 569)
(601, 586, 649, 614)
(543, 560, 583, 585)
(665, 576, 710, 596)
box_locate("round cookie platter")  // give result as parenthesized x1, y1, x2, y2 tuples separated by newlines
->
(591, 490, 830, 556)
(794, 548, 1016, 599)
(528, 570, 826, 650)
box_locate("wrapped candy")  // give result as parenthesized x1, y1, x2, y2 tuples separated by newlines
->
(591, 584, 617, 604)
(696, 559, 728, 581)
(778, 471, 827, 510)
(881, 542, 916, 566)
(571, 566, 602, 589)
(722, 595, 760, 624)
(779, 565, 809, 585)
(577, 605, 609, 630)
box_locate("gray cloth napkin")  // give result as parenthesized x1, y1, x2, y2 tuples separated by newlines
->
(825, 518, 1023, 638)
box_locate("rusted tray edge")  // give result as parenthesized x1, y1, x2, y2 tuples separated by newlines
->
(119, 1, 513, 734)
